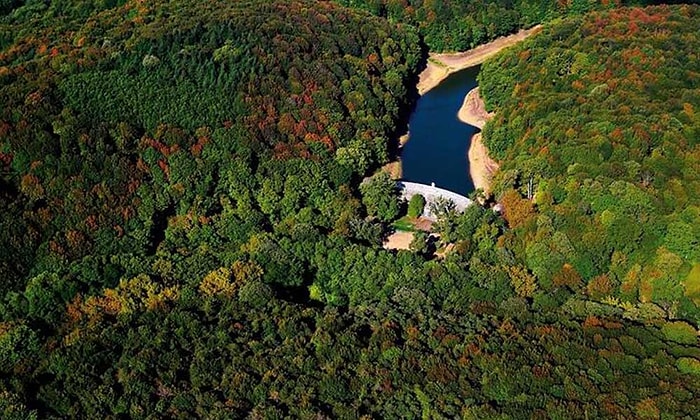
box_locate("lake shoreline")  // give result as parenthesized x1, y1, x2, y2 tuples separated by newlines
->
(457, 87, 493, 130)
(416, 25, 542, 96)
(457, 87, 498, 195)
(389, 26, 541, 191)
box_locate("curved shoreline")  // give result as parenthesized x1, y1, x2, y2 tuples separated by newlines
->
(467, 133, 499, 195)
(457, 87, 493, 130)
(389, 26, 541, 187)
(417, 25, 542, 96)
(458, 87, 498, 195)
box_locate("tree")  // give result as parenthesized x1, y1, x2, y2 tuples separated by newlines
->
(664, 221, 699, 261)
(0, 323, 39, 374)
(506, 265, 537, 298)
(0, 391, 38, 420)
(499, 189, 535, 229)
(553, 263, 583, 291)
(429, 196, 456, 219)
(677, 358, 700, 376)
(430, 196, 458, 242)
(410, 231, 429, 255)
(661, 321, 697, 345)
(360, 172, 400, 222)
(649, 248, 684, 305)
(407, 194, 426, 218)
(24, 272, 76, 324)
(238, 280, 273, 308)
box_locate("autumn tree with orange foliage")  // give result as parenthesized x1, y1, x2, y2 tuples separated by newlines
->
(500, 189, 536, 229)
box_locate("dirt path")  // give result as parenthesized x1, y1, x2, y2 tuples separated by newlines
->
(417, 25, 542, 95)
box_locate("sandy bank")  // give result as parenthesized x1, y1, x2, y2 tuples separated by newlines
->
(467, 133, 499, 195)
(417, 25, 542, 96)
(458, 87, 499, 194)
(457, 87, 498, 195)
(457, 87, 493, 129)
(390, 26, 540, 187)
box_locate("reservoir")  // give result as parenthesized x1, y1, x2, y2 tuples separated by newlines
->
(401, 65, 480, 196)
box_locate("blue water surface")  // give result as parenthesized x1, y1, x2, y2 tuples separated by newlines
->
(401, 65, 480, 196)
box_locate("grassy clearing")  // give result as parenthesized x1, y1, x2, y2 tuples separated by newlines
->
(392, 216, 416, 232)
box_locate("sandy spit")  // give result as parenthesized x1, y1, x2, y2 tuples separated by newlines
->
(457, 87, 493, 129)
(417, 25, 542, 96)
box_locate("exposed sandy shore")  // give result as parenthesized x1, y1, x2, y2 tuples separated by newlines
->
(458, 87, 493, 129)
(388, 26, 540, 188)
(417, 25, 542, 95)
(450, 26, 543, 196)
(468, 133, 499, 195)
(458, 86, 499, 195)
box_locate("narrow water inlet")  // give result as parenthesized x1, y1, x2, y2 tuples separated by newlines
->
(401, 65, 480, 196)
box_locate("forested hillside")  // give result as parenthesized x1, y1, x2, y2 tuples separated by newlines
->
(337, 0, 677, 51)
(0, 0, 420, 295)
(0, 0, 698, 418)
(480, 5, 700, 322)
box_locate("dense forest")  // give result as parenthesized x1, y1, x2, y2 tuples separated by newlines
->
(479, 4, 700, 323)
(0, 0, 698, 418)
(337, 0, 690, 51)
